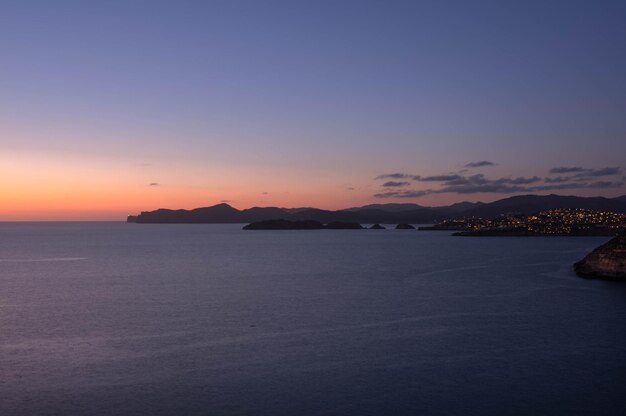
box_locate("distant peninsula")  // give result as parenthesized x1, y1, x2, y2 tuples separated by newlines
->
(575, 236, 626, 281)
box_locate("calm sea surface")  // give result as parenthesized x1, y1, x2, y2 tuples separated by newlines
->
(1, 222, 625, 415)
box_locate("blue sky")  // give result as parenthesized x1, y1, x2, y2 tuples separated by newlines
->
(1, 1, 625, 218)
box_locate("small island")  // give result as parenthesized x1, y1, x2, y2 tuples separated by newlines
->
(574, 236, 626, 281)
(243, 220, 363, 230)
(369, 224, 386, 229)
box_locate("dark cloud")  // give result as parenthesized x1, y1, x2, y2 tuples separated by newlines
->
(434, 183, 527, 194)
(436, 174, 540, 187)
(549, 166, 586, 174)
(374, 165, 624, 199)
(430, 175, 539, 194)
(544, 176, 571, 183)
(261, 192, 268, 195)
(376, 173, 465, 182)
(376, 170, 509, 184)
(531, 181, 623, 191)
(383, 181, 411, 187)
(497, 176, 541, 185)
(465, 161, 496, 168)
(374, 191, 400, 198)
(375, 173, 413, 180)
(417, 174, 462, 182)
(148, 182, 160, 186)
(443, 174, 485, 186)
(346, 187, 355, 191)
(373, 170, 623, 199)
(394, 190, 431, 198)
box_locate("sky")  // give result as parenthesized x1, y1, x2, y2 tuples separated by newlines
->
(1, 0, 625, 220)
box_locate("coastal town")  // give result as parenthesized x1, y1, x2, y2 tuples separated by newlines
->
(425, 208, 626, 236)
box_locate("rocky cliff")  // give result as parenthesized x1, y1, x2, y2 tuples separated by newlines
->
(574, 236, 626, 281)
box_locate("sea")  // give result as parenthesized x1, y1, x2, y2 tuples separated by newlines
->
(1, 222, 625, 415)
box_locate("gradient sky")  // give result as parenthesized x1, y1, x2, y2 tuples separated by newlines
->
(2, 0, 625, 220)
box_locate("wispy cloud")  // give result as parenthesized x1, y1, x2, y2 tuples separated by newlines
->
(549, 166, 622, 177)
(374, 190, 429, 198)
(148, 182, 160, 187)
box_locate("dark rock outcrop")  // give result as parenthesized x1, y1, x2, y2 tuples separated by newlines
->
(419, 225, 463, 231)
(325, 221, 364, 230)
(574, 236, 626, 281)
(369, 224, 386, 229)
(395, 223, 416, 229)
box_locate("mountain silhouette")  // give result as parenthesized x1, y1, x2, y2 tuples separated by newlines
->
(128, 194, 626, 224)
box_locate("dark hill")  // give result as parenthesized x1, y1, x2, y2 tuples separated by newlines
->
(435, 201, 484, 215)
(240, 207, 289, 222)
(128, 195, 626, 224)
(462, 195, 626, 218)
(345, 203, 423, 213)
(134, 203, 243, 223)
(289, 208, 360, 222)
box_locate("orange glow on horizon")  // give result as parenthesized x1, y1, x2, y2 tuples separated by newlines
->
(4, 149, 622, 221)
(0, 150, 376, 220)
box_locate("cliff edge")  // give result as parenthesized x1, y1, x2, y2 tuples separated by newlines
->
(574, 236, 626, 281)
